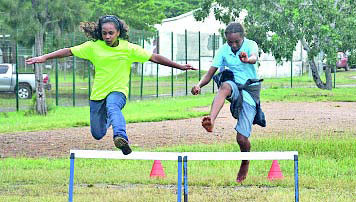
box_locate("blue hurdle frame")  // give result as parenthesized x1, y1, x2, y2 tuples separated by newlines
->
(294, 155, 299, 202)
(68, 153, 187, 202)
(68, 153, 75, 202)
(68, 153, 299, 202)
(177, 154, 299, 202)
(177, 156, 182, 202)
(183, 156, 188, 202)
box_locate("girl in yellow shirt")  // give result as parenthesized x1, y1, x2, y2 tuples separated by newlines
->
(26, 15, 196, 155)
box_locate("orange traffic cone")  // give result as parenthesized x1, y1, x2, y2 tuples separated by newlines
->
(267, 160, 284, 180)
(150, 160, 166, 178)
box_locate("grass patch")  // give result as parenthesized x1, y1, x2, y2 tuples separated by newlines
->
(0, 87, 355, 133)
(261, 87, 356, 102)
(0, 94, 213, 133)
(1, 137, 355, 201)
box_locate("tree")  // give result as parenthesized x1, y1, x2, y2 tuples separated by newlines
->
(194, 0, 356, 90)
(88, 0, 166, 33)
(0, 0, 89, 114)
(87, 0, 203, 42)
(157, 0, 201, 18)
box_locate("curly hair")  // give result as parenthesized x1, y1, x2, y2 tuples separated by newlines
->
(80, 15, 129, 40)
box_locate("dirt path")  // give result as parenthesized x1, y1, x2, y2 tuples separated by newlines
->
(1, 102, 355, 158)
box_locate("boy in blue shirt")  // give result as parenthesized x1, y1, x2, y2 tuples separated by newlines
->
(191, 22, 260, 183)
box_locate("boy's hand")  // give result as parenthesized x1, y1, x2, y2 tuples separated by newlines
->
(191, 85, 201, 95)
(239, 52, 249, 63)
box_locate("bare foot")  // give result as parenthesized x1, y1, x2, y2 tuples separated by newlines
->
(202, 116, 214, 132)
(236, 161, 249, 183)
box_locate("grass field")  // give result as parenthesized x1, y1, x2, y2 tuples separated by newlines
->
(1, 138, 355, 201)
(1, 77, 356, 201)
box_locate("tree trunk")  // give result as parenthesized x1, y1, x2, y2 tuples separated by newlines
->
(34, 31, 47, 115)
(308, 59, 332, 90)
(324, 66, 333, 89)
(301, 39, 332, 90)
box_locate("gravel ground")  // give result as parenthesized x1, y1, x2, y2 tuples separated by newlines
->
(1, 102, 355, 158)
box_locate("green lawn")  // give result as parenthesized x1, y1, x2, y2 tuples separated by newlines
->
(1, 137, 355, 201)
(1, 78, 355, 201)
(0, 87, 355, 133)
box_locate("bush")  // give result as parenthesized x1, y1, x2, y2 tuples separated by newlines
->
(348, 50, 356, 68)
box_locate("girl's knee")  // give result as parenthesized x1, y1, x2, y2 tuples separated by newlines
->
(92, 135, 102, 140)
(91, 129, 106, 140)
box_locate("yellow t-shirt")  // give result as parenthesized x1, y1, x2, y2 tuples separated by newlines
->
(70, 40, 152, 100)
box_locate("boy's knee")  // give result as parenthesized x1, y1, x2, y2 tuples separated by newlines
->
(219, 82, 232, 95)
(236, 133, 249, 145)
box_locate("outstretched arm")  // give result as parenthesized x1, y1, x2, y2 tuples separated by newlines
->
(149, 53, 197, 70)
(191, 66, 218, 95)
(239, 52, 257, 64)
(247, 53, 258, 64)
(26, 48, 73, 64)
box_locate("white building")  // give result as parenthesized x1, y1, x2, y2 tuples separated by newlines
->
(142, 9, 307, 78)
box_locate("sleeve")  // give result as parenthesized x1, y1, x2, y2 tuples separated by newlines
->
(129, 43, 153, 63)
(70, 41, 93, 60)
(211, 46, 225, 69)
(249, 41, 258, 55)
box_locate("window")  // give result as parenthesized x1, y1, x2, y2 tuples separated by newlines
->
(0, 65, 9, 74)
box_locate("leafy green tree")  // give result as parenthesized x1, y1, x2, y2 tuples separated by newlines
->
(157, 0, 201, 18)
(194, 0, 356, 90)
(88, 0, 166, 32)
(0, 0, 89, 114)
(85, 0, 167, 45)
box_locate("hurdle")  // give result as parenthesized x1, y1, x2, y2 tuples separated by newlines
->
(68, 150, 299, 202)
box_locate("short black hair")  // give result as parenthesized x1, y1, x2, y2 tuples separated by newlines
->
(225, 22, 245, 37)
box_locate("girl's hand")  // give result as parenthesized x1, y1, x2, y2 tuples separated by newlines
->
(181, 64, 198, 71)
(25, 56, 47, 64)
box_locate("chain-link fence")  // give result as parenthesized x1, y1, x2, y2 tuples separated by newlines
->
(0, 29, 341, 112)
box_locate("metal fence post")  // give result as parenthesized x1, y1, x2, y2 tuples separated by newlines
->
(333, 70, 336, 88)
(129, 70, 132, 100)
(171, 32, 174, 97)
(55, 58, 59, 106)
(198, 31, 201, 81)
(156, 31, 159, 98)
(212, 33, 216, 93)
(140, 31, 144, 99)
(291, 59, 293, 88)
(185, 29, 188, 96)
(72, 33, 76, 106)
(15, 41, 19, 111)
(88, 62, 91, 102)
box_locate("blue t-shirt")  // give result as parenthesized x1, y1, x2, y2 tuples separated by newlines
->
(212, 38, 259, 106)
